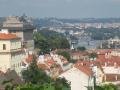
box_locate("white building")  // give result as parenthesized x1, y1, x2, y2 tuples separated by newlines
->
(0, 33, 25, 75)
(60, 63, 94, 90)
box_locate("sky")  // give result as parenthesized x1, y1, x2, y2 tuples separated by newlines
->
(0, 0, 120, 18)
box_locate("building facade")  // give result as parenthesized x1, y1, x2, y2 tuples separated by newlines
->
(0, 33, 25, 75)
(2, 16, 35, 52)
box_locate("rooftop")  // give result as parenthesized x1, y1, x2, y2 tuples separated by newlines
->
(0, 33, 20, 40)
(74, 61, 93, 76)
(2, 16, 35, 30)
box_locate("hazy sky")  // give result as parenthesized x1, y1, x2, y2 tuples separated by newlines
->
(0, 0, 120, 18)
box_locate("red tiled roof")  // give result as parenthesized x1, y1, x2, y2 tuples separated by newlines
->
(74, 61, 93, 76)
(96, 54, 120, 67)
(0, 33, 20, 40)
(95, 49, 112, 55)
(71, 51, 89, 56)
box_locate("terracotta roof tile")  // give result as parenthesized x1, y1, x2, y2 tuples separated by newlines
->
(95, 49, 112, 55)
(74, 61, 93, 76)
(96, 54, 120, 67)
(0, 33, 20, 40)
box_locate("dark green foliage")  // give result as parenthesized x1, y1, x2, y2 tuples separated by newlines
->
(34, 32, 51, 54)
(34, 30, 70, 54)
(77, 46, 86, 51)
(57, 51, 70, 61)
(95, 86, 104, 90)
(89, 52, 98, 59)
(95, 84, 118, 90)
(54, 78, 70, 90)
(21, 56, 70, 90)
(16, 80, 70, 90)
(22, 57, 51, 84)
(16, 84, 42, 90)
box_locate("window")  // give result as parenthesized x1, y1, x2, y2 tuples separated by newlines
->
(3, 44, 6, 50)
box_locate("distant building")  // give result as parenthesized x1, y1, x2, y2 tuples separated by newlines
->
(95, 49, 120, 85)
(0, 33, 25, 75)
(2, 16, 35, 52)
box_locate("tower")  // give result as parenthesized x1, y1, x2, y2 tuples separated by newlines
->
(2, 16, 35, 53)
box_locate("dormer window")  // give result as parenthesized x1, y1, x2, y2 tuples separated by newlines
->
(3, 44, 6, 50)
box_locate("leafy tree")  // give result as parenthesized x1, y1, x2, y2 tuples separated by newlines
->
(77, 46, 86, 51)
(54, 78, 70, 90)
(16, 83, 44, 90)
(22, 56, 51, 84)
(57, 51, 70, 61)
(59, 37, 70, 49)
(34, 30, 70, 54)
(34, 32, 50, 54)
(95, 84, 118, 90)
(16, 78, 70, 90)
(102, 84, 117, 90)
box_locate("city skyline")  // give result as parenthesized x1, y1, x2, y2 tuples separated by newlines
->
(0, 0, 120, 18)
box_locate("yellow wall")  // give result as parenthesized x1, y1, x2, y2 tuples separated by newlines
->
(0, 39, 24, 75)
(0, 54, 11, 72)
(0, 40, 11, 52)
(0, 39, 21, 52)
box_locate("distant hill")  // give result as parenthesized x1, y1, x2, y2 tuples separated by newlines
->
(33, 17, 120, 28)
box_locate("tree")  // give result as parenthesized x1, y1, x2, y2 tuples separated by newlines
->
(59, 37, 70, 49)
(95, 84, 118, 90)
(34, 32, 50, 54)
(22, 56, 51, 84)
(57, 51, 70, 61)
(16, 78, 70, 90)
(34, 30, 70, 54)
(77, 46, 86, 51)
(102, 84, 117, 90)
(54, 78, 70, 90)
(16, 83, 44, 90)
